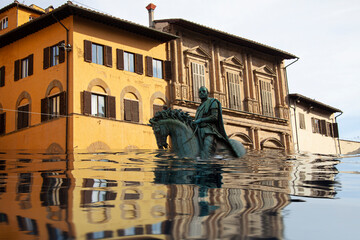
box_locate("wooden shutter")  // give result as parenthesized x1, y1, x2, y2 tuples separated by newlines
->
(59, 41, 65, 64)
(299, 113, 306, 129)
(104, 46, 112, 67)
(59, 91, 67, 116)
(28, 54, 33, 76)
(41, 97, 49, 122)
(43, 47, 50, 69)
(116, 49, 124, 70)
(0, 66, 4, 87)
(124, 99, 132, 121)
(227, 72, 241, 110)
(14, 60, 20, 81)
(0, 113, 5, 134)
(153, 104, 164, 116)
(311, 117, 316, 133)
(320, 120, 327, 135)
(18, 104, 29, 129)
(135, 54, 143, 75)
(145, 56, 153, 77)
(107, 95, 116, 119)
(332, 123, 339, 138)
(84, 40, 92, 62)
(164, 60, 172, 80)
(83, 91, 92, 115)
(131, 100, 139, 122)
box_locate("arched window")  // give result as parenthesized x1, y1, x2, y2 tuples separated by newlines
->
(41, 80, 66, 122)
(120, 86, 142, 123)
(82, 79, 115, 119)
(16, 92, 31, 130)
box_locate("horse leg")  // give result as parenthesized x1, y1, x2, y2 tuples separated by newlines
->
(201, 135, 216, 159)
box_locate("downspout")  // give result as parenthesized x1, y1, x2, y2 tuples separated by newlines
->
(283, 57, 299, 153)
(335, 111, 343, 155)
(289, 99, 300, 153)
(51, 14, 71, 155)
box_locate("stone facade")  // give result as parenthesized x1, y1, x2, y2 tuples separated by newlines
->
(155, 19, 297, 152)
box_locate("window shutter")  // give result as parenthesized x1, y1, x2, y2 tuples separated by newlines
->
(311, 117, 316, 133)
(59, 91, 67, 116)
(124, 99, 132, 121)
(0, 113, 5, 134)
(320, 120, 327, 135)
(131, 100, 139, 122)
(14, 60, 20, 81)
(41, 97, 49, 122)
(332, 123, 339, 138)
(28, 54, 33, 76)
(116, 49, 124, 70)
(104, 46, 112, 67)
(18, 104, 29, 129)
(164, 60, 172, 80)
(0, 66, 5, 87)
(153, 104, 164, 117)
(107, 95, 116, 119)
(145, 56, 153, 77)
(43, 47, 50, 69)
(299, 113, 305, 129)
(83, 91, 91, 115)
(59, 41, 65, 64)
(135, 54, 143, 75)
(84, 40, 92, 62)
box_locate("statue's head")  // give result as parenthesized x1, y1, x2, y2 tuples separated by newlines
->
(198, 86, 209, 101)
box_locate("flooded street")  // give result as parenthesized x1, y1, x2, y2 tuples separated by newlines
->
(0, 150, 359, 239)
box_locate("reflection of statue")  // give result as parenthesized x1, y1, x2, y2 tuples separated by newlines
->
(149, 87, 246, 159)
(194, 86, 233, 159)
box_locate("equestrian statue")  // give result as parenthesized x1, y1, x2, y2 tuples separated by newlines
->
(149, 86, 246, 159)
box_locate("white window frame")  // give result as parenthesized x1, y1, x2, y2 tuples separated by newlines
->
(51, 45, 60, 67)
(152, 59, 163, 79)
(0, 17, 8, 30)
(91, 93, 106, 117)
(21, 58, 29, 79)
(91, 43, 104, 65)
(124, 51, 135, 72)
(49, 94, 60, 119)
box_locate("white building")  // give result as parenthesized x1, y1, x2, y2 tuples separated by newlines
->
(289, 93, 342, 155)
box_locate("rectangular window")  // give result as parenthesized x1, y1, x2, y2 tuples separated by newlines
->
(124, 52, 135, 72)
(299, 113, 306, 129)
(49, 95, 60, 119)
(152, 59, 163, 79)
(91, 94, 106, 117)
(311, 117, 321, 134)
(92, 43, 104, 65)
(260, 80, 274, 117)
(191, 62, 205, 102)
(227, 72, 241, 110)
(51, 45, 60, 67)
(0, 66, 5, 87)
(21, 58, 29, 79)
(17, 104, 29, 130)
(0, 17, 8, 30)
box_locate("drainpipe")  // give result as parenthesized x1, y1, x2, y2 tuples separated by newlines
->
(283, 57, 299, 153)
(289, 99, 300, 153)
(335, 111, 343, 155)
(51, 13, 72, 155)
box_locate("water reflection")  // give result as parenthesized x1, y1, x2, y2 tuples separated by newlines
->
(0, 150, 340, 239)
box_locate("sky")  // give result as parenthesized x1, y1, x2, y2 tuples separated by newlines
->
(1, 0, 359, 141)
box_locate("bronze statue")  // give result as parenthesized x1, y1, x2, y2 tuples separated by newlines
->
(149, 87, 246, 159)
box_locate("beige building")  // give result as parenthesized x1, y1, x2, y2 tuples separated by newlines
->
(153, 18, 298, 152)
(289, 93, 342, 155)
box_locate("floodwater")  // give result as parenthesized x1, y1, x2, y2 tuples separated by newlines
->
(0, 150, 359, 240)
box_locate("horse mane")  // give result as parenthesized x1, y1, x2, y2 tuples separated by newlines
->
(149, 108, 194, 127)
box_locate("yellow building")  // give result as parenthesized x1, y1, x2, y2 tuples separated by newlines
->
(0, 2, 177, 153)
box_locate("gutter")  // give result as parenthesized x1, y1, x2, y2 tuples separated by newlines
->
(51, 14, 71, 155)
(335, 111, 343, 155)
(283, 57, 300, 153)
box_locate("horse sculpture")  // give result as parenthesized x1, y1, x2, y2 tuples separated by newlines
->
(149, 109, 246, 159)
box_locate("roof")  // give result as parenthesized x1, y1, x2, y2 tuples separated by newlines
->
(0, 2, 177, 48)
(288, 93, 342, 113)
(154, 18, 298, 60)
(0, 2, 45, 16)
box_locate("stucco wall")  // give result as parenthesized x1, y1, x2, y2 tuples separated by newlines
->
(340, 140, 360, 155)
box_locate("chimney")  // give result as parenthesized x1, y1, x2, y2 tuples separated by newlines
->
(146, 3, 156, 28)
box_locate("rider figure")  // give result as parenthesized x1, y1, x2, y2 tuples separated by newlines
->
(193, 86, 229, 159)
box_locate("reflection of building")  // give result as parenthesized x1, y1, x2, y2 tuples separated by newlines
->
(289, 93, 342, 155)
(153, 18, 297, 152)
(0, 2, 176, 152)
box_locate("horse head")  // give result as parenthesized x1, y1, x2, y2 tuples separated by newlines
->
(149, 109, 194, 150)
